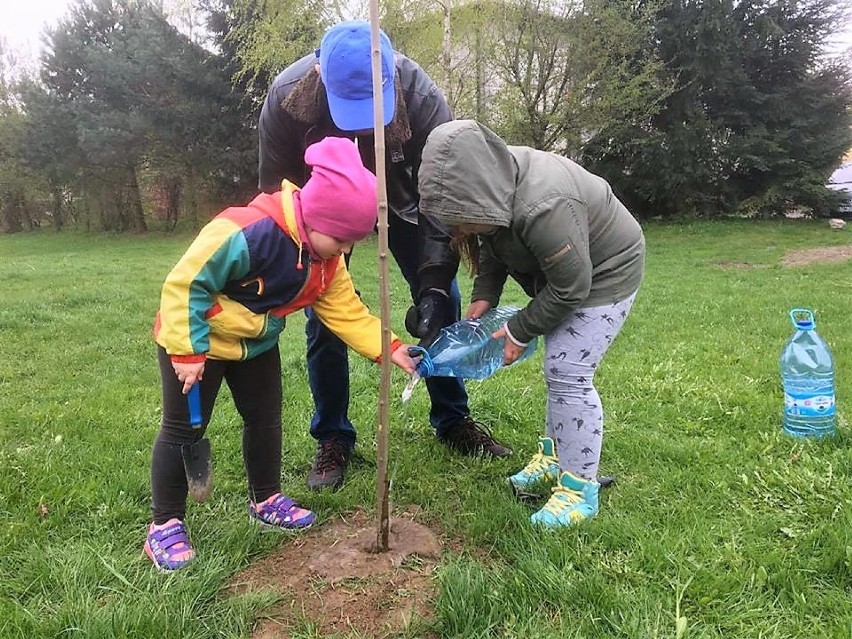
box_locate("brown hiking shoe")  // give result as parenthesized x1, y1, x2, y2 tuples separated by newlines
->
(438, 417, 512, 458)
(306, 439, 352, 491)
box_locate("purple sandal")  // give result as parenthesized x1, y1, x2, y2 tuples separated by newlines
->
(143, 518, 195, 572)
(250, 493, 316, 530)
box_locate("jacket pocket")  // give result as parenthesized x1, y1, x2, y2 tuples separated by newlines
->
(206, 295, 266, 339)
(260, 314, 285, 339)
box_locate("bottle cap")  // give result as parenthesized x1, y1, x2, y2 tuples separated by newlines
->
(789, 308, 815, 330)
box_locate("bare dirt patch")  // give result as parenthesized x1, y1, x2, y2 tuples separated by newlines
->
(781, 245, 852, 267)
(228, 509, 442, 639)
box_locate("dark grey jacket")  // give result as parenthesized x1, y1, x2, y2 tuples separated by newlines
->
(258, 52, 459, 294)
(419, 121, 645, 343)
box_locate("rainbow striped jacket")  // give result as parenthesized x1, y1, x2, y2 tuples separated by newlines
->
(154, 181, 398, 363)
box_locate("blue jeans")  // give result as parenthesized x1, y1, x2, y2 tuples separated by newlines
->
(306, 214, 470, 447)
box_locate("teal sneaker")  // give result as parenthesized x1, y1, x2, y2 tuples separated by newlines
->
(507, 437, 559, 492)
(530, 471, 599, 529)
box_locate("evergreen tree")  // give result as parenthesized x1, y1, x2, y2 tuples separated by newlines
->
(38, 0, 255, 231)
(203, 0, 335, 111)
(0, 43, 49, 233)
(606, 0, 852, 218)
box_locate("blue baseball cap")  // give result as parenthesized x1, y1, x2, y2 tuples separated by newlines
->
(318, 21, 396, 131)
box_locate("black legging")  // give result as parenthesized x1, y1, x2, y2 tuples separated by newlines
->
(151, 346, 283, 524)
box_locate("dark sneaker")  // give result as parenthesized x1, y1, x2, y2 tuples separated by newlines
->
(438, 417, 513, 458)
(306, 439, 352, 491)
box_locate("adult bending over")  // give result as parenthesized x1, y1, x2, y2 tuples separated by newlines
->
(258, 21, 511, 491)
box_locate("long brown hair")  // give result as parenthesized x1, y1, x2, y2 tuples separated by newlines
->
(450, 228, 481, 277)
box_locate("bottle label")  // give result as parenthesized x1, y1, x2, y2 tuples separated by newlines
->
(784, 392, 836, 417)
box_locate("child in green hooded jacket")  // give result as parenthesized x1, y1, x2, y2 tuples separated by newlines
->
(418, 120, 645, 529)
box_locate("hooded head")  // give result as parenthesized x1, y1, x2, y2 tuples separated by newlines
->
(418, 120, 516, 228)
(297, 137, 377, 243)
(318, 21, 396, 131)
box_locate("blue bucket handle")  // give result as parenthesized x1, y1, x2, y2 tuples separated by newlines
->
(789, 308, 815, 330)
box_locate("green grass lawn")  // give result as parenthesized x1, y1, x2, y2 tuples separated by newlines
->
(1, 219, 851, 638)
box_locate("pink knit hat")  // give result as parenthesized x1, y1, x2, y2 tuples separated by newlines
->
(299, 137, 377, 242)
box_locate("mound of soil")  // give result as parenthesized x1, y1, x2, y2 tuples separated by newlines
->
(228, 509, 442, 639)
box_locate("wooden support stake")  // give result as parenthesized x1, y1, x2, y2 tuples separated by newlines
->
(369, 3, 391, 553)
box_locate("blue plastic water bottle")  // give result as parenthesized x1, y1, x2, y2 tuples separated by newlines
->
(780, 308, 836, 438)
(411, 306, 537, 380)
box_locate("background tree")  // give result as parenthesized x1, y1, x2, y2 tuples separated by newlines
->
(0, 41, 49, 233)
(2, 0, 850, 233)
(16, 78, 81, 230)
(723, 0, 852, 216)
(0, 98, 34, 233)
(38, 0, 255, 231)
(602, 0, 852, 218)
(206, 0, 338, 110)
(382, 0, 668, 159)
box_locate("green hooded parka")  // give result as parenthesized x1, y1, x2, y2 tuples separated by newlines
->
(419, 120, 645, 344)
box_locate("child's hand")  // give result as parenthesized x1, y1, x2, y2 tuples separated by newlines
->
(466, 300, 492, 319)
(172, 362, 205, 395)
(492, 326, 525, 366)
(391, 344, 419, 375)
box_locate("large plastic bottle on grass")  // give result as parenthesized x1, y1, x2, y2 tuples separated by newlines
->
(780, 308, 835, 438)
(403, 306, 537, 401)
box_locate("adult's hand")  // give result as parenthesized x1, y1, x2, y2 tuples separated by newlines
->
(405, 289, 451, 346)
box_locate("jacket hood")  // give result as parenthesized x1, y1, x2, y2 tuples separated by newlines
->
(419, 120, 515, 227)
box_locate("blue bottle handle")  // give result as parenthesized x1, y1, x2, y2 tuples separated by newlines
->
(789, 308, 815, 330)
(187, 384, 202, 428)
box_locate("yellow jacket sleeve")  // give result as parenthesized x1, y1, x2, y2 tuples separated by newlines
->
(310, 260, 398, 361)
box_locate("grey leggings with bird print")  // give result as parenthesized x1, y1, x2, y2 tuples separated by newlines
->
(543, 292, 637, 480)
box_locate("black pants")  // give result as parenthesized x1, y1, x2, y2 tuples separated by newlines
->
(151, 346, 282, 524)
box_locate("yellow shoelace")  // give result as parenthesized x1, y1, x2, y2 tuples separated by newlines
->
(542, 485, 584, 518)
(521, 452, 559, 475)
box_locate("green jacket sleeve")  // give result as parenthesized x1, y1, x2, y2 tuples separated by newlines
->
(471, 240, 509, 305)
(506, 197, 592, 343)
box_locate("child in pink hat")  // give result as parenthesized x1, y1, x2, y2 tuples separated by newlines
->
(145, 137, 416, 572)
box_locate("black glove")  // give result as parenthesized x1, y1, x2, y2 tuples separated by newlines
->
(405, 289, 450, 346)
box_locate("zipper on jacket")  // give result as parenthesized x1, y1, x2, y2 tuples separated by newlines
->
(544, 244, 572, 263)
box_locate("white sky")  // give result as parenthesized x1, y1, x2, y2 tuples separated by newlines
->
(1, 0, 850, 68)
(0, 0, 72, 68)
